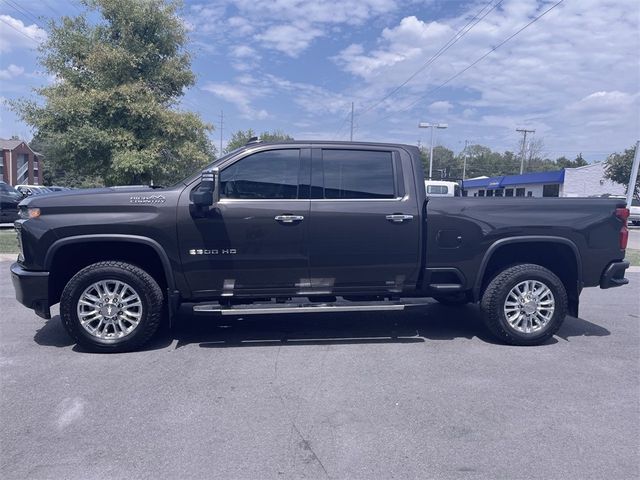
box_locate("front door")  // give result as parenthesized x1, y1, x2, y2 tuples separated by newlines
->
(178, 147, 310, 298)
(307, 147, 421, 294)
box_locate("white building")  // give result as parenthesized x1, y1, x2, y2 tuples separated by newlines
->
(562, 162, 625, 197)
(462, 162, 625, 198)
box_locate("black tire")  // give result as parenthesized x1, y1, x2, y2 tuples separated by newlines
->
(60, 261, 164, 352)
(432, 292, 470, 306)
(480, 263, 567, 346)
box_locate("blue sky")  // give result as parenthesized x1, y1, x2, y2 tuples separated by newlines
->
(1, 0, 639, 160)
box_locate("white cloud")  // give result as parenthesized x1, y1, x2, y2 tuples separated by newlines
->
(202, 80, 269, 120)
(201, 72, 351, 123)
(227, 16, 255, 35)
(228, 44, 260, 71)
(428, 100, 453, 114)
(232, 0, 398, 26)
(0, 15, 47, 53)
(187, 1, 400, 56)
(265, 74, 350, 115)
(255, 23, 323, 57)
(0, 64, 25, 80)
(230, 45, 257, 59)
(333, 0, 640, 156)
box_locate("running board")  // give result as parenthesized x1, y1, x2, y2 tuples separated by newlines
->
(193, 303, 410, 316)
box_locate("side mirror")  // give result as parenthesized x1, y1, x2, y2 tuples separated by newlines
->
(192, 168, 219, 207)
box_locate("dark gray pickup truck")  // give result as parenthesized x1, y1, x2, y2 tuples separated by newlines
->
(10, 140, 631, 351)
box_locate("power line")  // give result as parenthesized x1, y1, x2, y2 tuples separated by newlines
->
(359, 0, 566, 129)
(0, 0, 42, 26)
(0, 15, 42, 44)
(333, 108, 354, 139)
(356, 0, 503, 119)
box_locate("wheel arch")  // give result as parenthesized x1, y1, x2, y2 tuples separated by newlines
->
(45, 235, 175, 306)
(474, 236, 582, 317)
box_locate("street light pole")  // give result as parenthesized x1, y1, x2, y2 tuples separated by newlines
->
(626, 140, 640, 207)
(419, 122, 448, 179)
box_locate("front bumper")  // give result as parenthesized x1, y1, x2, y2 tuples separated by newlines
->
(599, 260, 630, 289)
(10, 262, 51, 319)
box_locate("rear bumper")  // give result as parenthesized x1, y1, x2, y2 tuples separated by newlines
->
(599, 260, 630, 289)
(10, 262, 51, 319)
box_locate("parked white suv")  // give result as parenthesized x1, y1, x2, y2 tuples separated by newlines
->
(629, 199, 640, 226)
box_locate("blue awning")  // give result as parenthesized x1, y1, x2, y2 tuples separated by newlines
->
(463, 170, 565, 189)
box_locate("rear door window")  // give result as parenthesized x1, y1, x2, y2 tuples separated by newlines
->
(321, 149, 395, 199)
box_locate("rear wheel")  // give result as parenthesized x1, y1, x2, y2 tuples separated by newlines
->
(60, 261, 164, 352)
(480, 264, 567, 345)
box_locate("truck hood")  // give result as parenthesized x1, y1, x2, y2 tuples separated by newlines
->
(20, 186, 172, 209)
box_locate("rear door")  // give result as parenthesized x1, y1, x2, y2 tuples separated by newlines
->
(307, 147, 421, 294)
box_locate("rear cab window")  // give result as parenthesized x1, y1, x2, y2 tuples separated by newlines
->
(315, 149, 398, 199)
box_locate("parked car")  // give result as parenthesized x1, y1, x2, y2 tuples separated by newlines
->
(0, 181, 24, 223)
(11, 140, 630, 352)
(628, 198, 640, 226)
(47, 186, 71, 192)
(15, 185, 52, 196)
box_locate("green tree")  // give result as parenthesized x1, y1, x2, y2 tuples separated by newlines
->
(224, 129, 294, 154)
(420, 146, 464, 179)
(12, 0, 214, 186)
(605, 144, 639, 198)
(555, 153, 588, 169)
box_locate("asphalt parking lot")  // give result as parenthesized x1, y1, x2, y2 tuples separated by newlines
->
(0, 261, 638, 480)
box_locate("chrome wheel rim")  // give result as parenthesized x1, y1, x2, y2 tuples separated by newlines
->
(77, 280, 143, 340)
(503, 280, 555, 334)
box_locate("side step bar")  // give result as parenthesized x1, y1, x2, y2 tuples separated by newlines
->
(193, 303, 411, 316)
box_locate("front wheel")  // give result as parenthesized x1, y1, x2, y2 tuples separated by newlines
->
(480, 264, 567, 346)
(60, 261, 164, 352)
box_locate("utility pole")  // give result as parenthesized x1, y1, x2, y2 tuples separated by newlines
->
(219, 110, 224, 155)
(462, 139, 469, 180)
(419, 122, 448, 179)
(516, 128, 535, 174)
(626, 140, 640, 207)
(350, 102, 354, 141)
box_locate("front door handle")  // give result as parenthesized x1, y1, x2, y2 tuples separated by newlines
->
(275, 215, 304, 223)
(386, 214, 414, 223)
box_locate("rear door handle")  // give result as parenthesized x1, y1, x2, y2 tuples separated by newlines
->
(275, 215, 304, 223)
(386, 214, 414, 223)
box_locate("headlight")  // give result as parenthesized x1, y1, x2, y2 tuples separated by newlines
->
(19, 207, 41, 219)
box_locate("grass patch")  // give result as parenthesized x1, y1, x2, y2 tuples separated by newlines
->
(0, 229, 19, 254)
(625, 249, 640, 267)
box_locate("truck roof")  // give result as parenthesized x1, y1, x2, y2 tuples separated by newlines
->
(245, 140, 418, 150)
